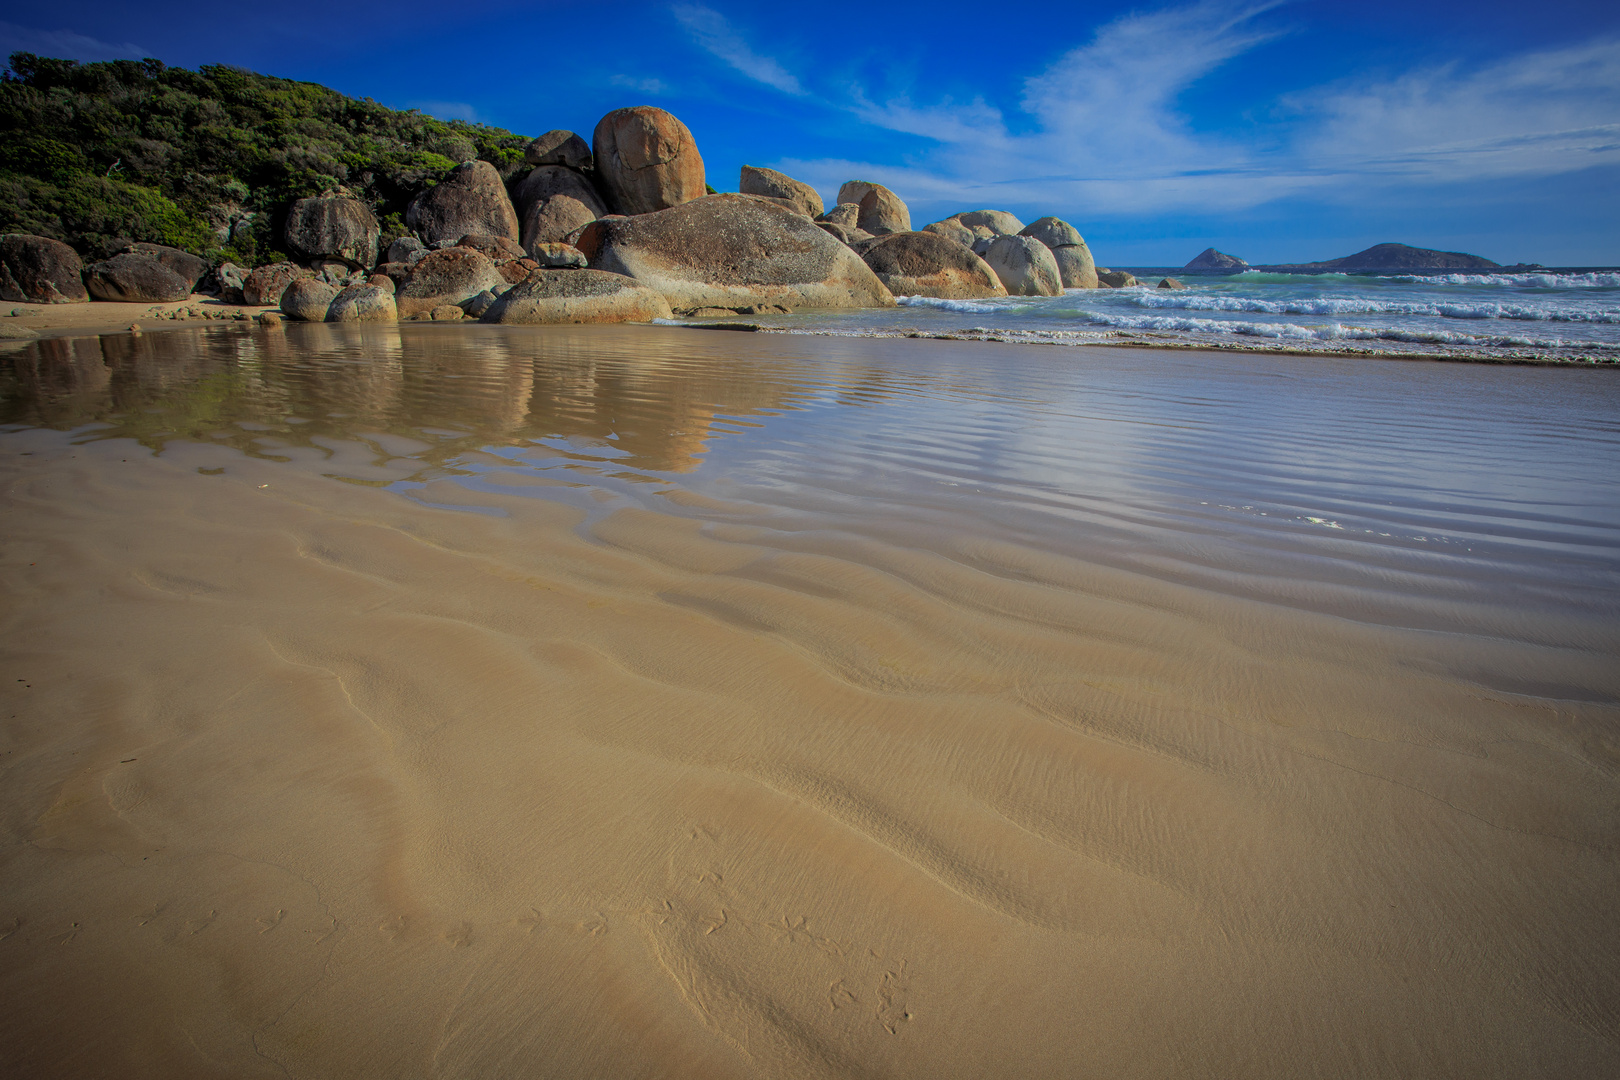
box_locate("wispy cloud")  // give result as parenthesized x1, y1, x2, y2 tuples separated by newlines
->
(776, 0, 1620, 220)
(0, 22, 151, 63)
(1289, 39, 1620, 181)
(672, 5, 803, 95)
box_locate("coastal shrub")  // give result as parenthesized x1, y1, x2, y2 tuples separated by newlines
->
(0, 52, 533, 261)
(0, 173, 218, 255)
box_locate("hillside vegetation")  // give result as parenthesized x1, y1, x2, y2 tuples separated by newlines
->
(0, 52, 532, 266)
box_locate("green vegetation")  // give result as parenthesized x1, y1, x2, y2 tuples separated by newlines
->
(0, 53, 532, 266)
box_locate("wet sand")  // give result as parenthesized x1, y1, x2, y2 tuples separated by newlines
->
(2, 324, 1617, 1078)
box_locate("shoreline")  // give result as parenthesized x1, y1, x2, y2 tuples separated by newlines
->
(4, 296, 1617, 368)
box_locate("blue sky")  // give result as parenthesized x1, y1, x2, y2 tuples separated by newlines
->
(4, 1, 1618, 265)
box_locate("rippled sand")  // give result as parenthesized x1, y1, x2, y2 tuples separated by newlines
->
(2, 324, 1618, 1078)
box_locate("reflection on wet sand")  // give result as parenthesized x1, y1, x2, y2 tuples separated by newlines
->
(2, 323, 812, 476)
(1, 323, 1617, 1080)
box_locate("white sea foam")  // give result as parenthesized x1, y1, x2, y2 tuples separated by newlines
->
(1381, 272, 1620, 288)
(1226, 270, 1620, 288)
(894, 295, 1032, 312)
(1065, 310, 1620, 349)
(1129, 292, 1619, 323)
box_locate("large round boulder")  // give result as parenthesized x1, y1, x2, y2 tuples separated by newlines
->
(981, 235, 1062, 296)
(836, 181, 881, 208)
(513, 165, 606, 216)
(326, 284, 398, 322)
(128, 243, 209, 290)
(281, 278, 338, 321)
(84, 253, 192, 302)
(522, 195, 602, 253)
(406, 161, 520, 245)
(739, 166, 823, 219)
(952, 209, 1025, 236)
(284, 197, 381, 268)
(859, 232, 1007, 299)
(395, 247, 507, 318)
(592, 106, 706, 216)
(921, 219, 975, 249)
(242, 263, 312, 306)
(574, 194, 895, 315)
(1052, 244, 1098, 289)
(0, 234, 87, 304)
(1019, 217, 1084, 250)
(1019, 217, 1098, 288)
(514, 166, 608, 251)
(524, 130, 592, 169)
(481, 269, 673, 324)
(856, 185, 911, 235)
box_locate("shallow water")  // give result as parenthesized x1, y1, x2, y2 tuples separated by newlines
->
(738, 267, 1620, 362)
(2, 323, 1618, 1079)
(7, 322, 1617, 642)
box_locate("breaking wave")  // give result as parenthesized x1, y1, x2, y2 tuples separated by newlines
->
(1228, 270, 1620, 288)
(1381, 272, 1620, 288)
(894, 295, 1034, 313)
(1130, 293, 1620, 322)
(1055, 310, 1620, 349)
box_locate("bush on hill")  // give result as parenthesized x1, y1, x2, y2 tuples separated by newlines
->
(0, 52, 531, 265)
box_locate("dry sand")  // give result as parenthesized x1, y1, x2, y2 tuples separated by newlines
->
(1, 324, 1617, 1079)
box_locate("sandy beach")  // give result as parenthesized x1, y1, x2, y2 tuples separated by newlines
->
(2, 323, 1617, 1079)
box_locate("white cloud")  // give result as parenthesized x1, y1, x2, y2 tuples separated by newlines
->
(1289, 39, 1620, 180)
(1019, 0, 1286, 169)
(0, 22, 151, 63)
(805, 0, 1307, 216)
(779, 1, 1620, 220)
(672, 5, 804, 95)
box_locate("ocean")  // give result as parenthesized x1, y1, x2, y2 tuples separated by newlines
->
(722, 267, 1620, 363)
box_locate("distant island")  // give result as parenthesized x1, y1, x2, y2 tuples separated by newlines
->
(1185, 242, 1513, 272)
(1185, 248, 1248, 269)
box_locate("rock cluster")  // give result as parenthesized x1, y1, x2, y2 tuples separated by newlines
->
(243, 263, 311, 306)
(394, 247, 509, 319)
(7, 102, 1127, 325)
